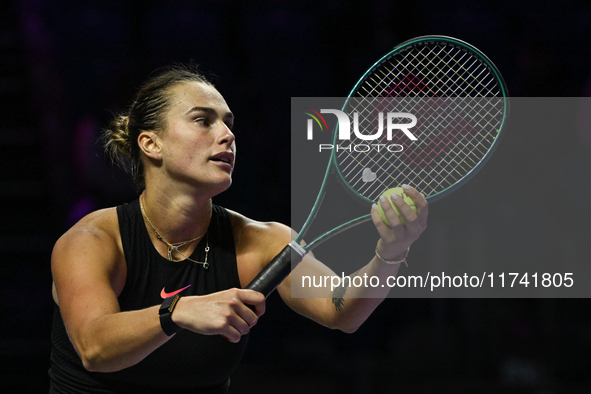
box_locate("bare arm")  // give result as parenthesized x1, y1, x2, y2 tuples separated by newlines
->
(52, 209, 265, 373)
(51, 211, 170, 372)
(275, 185, 428, 333)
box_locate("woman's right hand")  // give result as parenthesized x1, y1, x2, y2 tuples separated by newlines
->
(172, 288, 265, 343)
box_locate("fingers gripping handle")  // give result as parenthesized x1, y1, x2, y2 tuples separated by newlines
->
(246, 241, 306, 298)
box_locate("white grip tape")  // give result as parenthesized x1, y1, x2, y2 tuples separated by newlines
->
(289, 241, 307, 258)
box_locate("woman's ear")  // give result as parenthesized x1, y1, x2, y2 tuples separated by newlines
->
(138, 131, 163, 160)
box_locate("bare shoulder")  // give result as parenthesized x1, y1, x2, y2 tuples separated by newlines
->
(226, 209, 291, 253)
(225, 209, 291, 284)
(54, 207, 121, 254)
(52, 207, 126, 300)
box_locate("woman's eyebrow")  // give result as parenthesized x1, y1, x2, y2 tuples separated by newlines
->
(185, 106, 234, 120)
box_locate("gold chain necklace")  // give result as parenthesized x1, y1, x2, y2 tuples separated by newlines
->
(139, 195, 210, 269)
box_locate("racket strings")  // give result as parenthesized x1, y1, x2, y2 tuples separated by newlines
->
(342, 103, 502, 197)
(341, 98, 501, 197)
(388, 46, 499, 98)
(336, 41, 505, 201)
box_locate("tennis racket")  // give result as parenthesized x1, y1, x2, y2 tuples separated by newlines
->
(247, 35, 509, 297)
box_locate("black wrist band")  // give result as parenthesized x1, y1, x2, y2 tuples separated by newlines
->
(158, 294, 183, 336)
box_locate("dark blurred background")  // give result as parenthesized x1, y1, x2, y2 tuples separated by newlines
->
(2, 0, 591, 392)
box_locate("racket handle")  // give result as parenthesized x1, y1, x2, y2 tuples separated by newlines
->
(246, 241, 307, 297)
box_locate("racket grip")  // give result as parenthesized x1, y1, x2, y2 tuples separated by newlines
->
(246, 241, 306, 297)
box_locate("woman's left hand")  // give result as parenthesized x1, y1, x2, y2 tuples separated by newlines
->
(371, 184, 428, 261)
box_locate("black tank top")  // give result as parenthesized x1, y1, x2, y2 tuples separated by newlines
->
(49, 200, 248, 393)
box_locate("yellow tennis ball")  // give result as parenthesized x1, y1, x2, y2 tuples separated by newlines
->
(377, 187, 417, 226)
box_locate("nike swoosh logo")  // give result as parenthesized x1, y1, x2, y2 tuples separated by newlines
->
(161, 284, 191, 299)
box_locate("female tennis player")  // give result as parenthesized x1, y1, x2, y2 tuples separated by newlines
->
(48, 65, 428, 393)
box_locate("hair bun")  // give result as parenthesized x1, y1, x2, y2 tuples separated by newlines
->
(102, 114, 132, 162)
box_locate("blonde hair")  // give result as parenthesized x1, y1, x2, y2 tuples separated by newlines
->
(102, 64, 212, 187)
